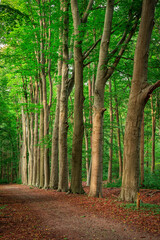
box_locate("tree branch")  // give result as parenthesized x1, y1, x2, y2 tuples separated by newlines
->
(83, 38, 101, 60)
(82, 0, 94, 23)
(144, 80, 160, 103)
(106, 17, 139, 80)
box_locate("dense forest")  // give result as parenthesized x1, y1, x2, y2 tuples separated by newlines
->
(0, 0, 160, 202)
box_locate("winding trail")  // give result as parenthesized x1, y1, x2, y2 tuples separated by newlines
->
(0, 184, 159, 240)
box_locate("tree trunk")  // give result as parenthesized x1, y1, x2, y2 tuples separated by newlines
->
(120, 0, 158, 202)
(32, 80, 39, 186)
(21, 104, 28, 185)
(114, 81, 122, 179)
(140, 112, 144, 186)
(83, 114, 89, 183)
(70, 0, 94, 194)
(50, 84, 61, 189)
(89, 0, 114, 197)
(50, 24, 62, 189)
(108, 79, 113, 183)
(58, 0, 69, 192)
(151, 95, 156, 173)
(39, 79, 44, 188)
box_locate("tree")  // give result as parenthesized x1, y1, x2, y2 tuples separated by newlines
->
(70, 0, 94, 194)
(58, 0, 69, 192)
(120, 0, 160, 202)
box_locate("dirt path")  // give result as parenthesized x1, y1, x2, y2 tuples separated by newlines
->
(0, 184, 159, 240)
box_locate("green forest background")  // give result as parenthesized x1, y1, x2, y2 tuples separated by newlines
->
(0, 0, 160, 191)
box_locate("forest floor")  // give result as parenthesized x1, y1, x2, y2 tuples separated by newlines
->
(0, 184, 160, 240)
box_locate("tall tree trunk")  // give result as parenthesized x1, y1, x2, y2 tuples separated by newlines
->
(120, 0, 159, 202)
(58, 0, 69, 192)
(83, 114, 89, 183)
(39, 79, 44, 188)
(28, 80, 34, 185)
(108, 79, 113, 183)
(50, 84, 61, 189)
(114, 81, 122, 179)
(70, 0, 94, 194)
(50, 27, 62, 189)
(140, 112, 144, 186)
(33, 80, 39, 186)
(21, 104, 28, 185)
(151, 95, 156, 173)
(89, 0, 114, 197)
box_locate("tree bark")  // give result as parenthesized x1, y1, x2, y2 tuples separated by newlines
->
(120, 0, 158, 202)
(70, 0, 94, 194)
(114, 81, 122, 179)
(21, 104, 28, 185)
(89, 0, 114, 197)
(32, 80, 39, 186)
(140, 112, 144, 186)
(151, 95, 156, 173)
(39, 79, 44, 188)
(58, 0, 69, 192)
(108, 79, 113, 183)
(50, 84, 61, 189)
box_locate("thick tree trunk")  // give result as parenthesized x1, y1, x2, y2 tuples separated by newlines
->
(120, 0, 158, 202)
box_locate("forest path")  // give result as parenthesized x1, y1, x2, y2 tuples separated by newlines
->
(0, 184, 159, 240)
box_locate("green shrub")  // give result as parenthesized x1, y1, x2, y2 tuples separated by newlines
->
(0, 179, 9, 184)
(142, 170, 160, 189)
(104, 178, 122, 188)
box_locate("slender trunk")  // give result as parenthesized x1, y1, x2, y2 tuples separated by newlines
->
(58, 0, 69, 192)
(39, 80, 44, 188)
(33, 80, 39, 186)
(50, 25, 62, 189)
(83, 114, 89, 182)
(114, 81, 122, 179)
(108, 80, 113, 183)
(140, 112, 144, 186)
(43, 74, 49, 189)
(21, 105, 28, 185)
(151, 95, 156, 173)
(50, 85, 61, 189)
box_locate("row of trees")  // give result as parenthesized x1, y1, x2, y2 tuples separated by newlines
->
(0, 0, 160, 202)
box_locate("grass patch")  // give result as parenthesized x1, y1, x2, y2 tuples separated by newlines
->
(121, 202, 160, 215)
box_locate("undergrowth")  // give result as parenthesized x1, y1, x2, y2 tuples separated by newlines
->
(120, 202, 160, 215)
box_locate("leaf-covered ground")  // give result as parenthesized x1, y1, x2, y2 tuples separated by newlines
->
(0, 184, 160, 240)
